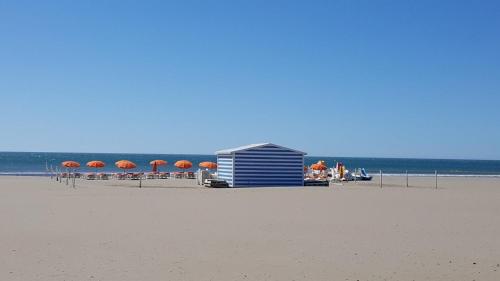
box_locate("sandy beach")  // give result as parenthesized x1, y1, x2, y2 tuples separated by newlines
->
(1, 176, 499, 281)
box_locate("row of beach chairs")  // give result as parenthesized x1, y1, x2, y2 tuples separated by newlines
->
(60, 172, 196, 180)
(145, 172, 196, 179)
(60, 172, 82, 178)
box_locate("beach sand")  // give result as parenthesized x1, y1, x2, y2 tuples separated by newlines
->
(1, 176, 499, 281)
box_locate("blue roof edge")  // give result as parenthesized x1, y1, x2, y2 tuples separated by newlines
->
(215, 143, 307, 155)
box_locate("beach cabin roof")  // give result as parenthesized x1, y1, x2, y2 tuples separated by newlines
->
(216, 143, 307, 155)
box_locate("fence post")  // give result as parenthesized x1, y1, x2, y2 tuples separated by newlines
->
(435, 170, 438, 189)
(380, 170, 382, 188)
(406, 170, 408, 188)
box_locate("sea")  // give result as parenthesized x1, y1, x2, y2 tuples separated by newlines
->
(0, 152, 499, 177)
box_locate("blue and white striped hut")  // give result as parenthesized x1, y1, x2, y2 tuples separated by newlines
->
(216, 143, 307, 187)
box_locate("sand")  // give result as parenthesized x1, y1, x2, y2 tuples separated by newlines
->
(1, 175, 499, 281)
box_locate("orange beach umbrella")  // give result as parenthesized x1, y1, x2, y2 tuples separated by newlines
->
(86, 161, 105, 168)
(311, 163, 327, 171)
(115, 160, 137, 170)
(61, 161, 80, 187)
(149, 160, 167, 166)
(62, 161, 80, 168)
(150, 160, 167, 173)
(175, 160, 192, 169)
(199, 161, 217, 169)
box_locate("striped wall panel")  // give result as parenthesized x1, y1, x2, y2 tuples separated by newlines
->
(217, 154, 234, 186)
(216, 144, 305, 187)
(233, 145, 304, 187)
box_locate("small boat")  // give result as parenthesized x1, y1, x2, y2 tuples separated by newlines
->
(353, 168, 372, 181)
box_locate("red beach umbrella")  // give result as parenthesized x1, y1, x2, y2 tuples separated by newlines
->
(175, 160, 192, 169)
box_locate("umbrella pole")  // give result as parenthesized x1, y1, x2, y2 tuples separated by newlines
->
(66, 168, 69, 185)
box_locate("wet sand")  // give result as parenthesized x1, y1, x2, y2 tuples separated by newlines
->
(1, 176, 499, 281)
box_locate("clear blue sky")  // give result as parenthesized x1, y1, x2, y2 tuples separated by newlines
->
(1, 0, 499, 159)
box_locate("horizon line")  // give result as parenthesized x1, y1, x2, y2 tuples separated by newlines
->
(0, 150, 499, 162)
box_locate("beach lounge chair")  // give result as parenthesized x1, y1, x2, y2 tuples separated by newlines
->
(159, 172, 169, 179)
(318, 174, 327, 180)
(98, 173, 109, 180)
(86, 173, 96, 180)
(147, 173, 156, 179)
(205, 179, 229, 188)
(116, 173, 127, 180)
(186, 172, 195, 179)
(174, 172, 183, 179)
(130, 173, 143, 180)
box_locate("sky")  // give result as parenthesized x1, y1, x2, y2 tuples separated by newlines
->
(0, 0, 499, 159)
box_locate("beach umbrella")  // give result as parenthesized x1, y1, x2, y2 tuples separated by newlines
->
(150, 160, 167, 172)
(86, 160, 105, 168)
(311, 163, 327, 171)
(61, 161, 80, 187)
(61, 161, 80, 168)
(150, 160, 167, 166)
(175, 160, 192, 170)
(199, 161, 217, 169)
(86, 160, 105, 174)
(115, 160, 137, 172)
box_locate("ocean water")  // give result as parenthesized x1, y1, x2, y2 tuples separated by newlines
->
(0, 152, 499, 176)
